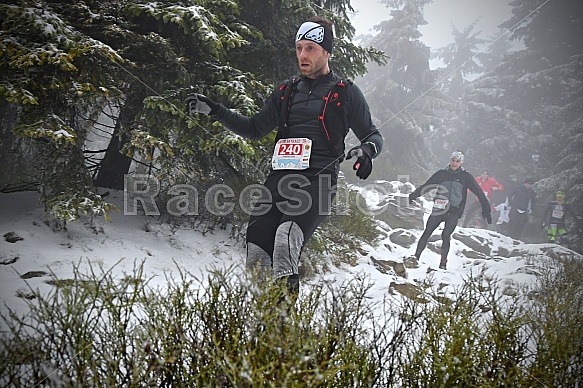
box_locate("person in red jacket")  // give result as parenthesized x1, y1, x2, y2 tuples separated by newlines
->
(462, 170, 504, 228)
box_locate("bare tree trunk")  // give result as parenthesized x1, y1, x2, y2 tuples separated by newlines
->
(95, 91, 143, 189)
(94, 124, 132, 189)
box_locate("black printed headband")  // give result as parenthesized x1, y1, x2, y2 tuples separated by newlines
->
(295, 21, 334, 53)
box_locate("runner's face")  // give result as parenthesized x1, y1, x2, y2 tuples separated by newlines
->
(449, 158, 462, 170)
(296, 41, 330, 78)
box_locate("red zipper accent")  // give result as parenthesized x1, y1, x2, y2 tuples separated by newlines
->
(320, 91, 332, 140)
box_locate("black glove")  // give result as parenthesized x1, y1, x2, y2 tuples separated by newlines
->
(408, 193, 418, 205)
(346, 143, 375, 180)
(482, 211, 492, 224)
(185, 93, 217, 115)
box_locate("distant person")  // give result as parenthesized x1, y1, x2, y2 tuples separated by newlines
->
(462, 170, 504, 228)
(408, 151, 491, 270)
(542, 191, 582, 243)
(507, 178, 536, 240)
(494, 199, 510, 235)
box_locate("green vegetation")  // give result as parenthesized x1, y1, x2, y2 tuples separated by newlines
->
(2, 255, 582, 387)
(1, 0, 385, 223)
(305, 180, 383, 271)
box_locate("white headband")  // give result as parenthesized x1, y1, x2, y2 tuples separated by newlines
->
(451, 151, 464, 162)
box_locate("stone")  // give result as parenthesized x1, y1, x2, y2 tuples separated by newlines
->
(403, 255, 419, 269)
(21, 271, 48, 279)
(389, 281, 429, 303)
(460, 249, 489, 260)
(389, 229, 417, 248)
(4, 232, 23, 243)
(371, 257, 407, 278)
(453, 230, 491, 256)
(374, 197, 424, 230)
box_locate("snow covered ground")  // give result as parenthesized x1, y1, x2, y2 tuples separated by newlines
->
(1, 186, 580, 324)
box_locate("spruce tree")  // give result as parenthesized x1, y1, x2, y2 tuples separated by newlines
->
(442, 0, 582, 249)
(355, 0, 447, 182)
(0, 0, 124, 221)
(1, 0, 385, 225)
(433, 20, 485, 99)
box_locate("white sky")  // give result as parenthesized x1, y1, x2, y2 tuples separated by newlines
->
(349, 0, 513, 51)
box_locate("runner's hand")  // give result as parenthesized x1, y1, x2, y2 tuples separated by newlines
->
(346, 143, 374, 180)
(185, 94, 217, 115)
(408, 193, 418, 205)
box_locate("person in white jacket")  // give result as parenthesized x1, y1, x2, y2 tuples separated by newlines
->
(494, 199, 510, 235)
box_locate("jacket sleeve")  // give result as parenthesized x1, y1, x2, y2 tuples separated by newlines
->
(347, 83, 383, 158)
(467, 173, 491, 213)
(411, 170, 441, 199)
(493, 178, 504, 191)
(211, 86, 281, 140)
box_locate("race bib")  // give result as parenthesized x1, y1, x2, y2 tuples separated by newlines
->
(552, 208, 564, 219)
(272, 138, 312, 170)
(434, 198, 449, 209)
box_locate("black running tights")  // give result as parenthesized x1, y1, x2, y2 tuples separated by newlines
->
(414, 212, 460, 262)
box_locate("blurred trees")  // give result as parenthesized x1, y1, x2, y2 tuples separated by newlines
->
(433, 20, 484, 99)
(356, 0, 582, 251)
(453, 0, 583, 214)
(352, 0, 446, 183)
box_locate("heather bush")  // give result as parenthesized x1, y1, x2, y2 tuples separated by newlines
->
(1, 255, 581, 387)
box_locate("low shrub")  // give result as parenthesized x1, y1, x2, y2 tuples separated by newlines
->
(0, 262, 402, 387)
(1, 255, 581, 387)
